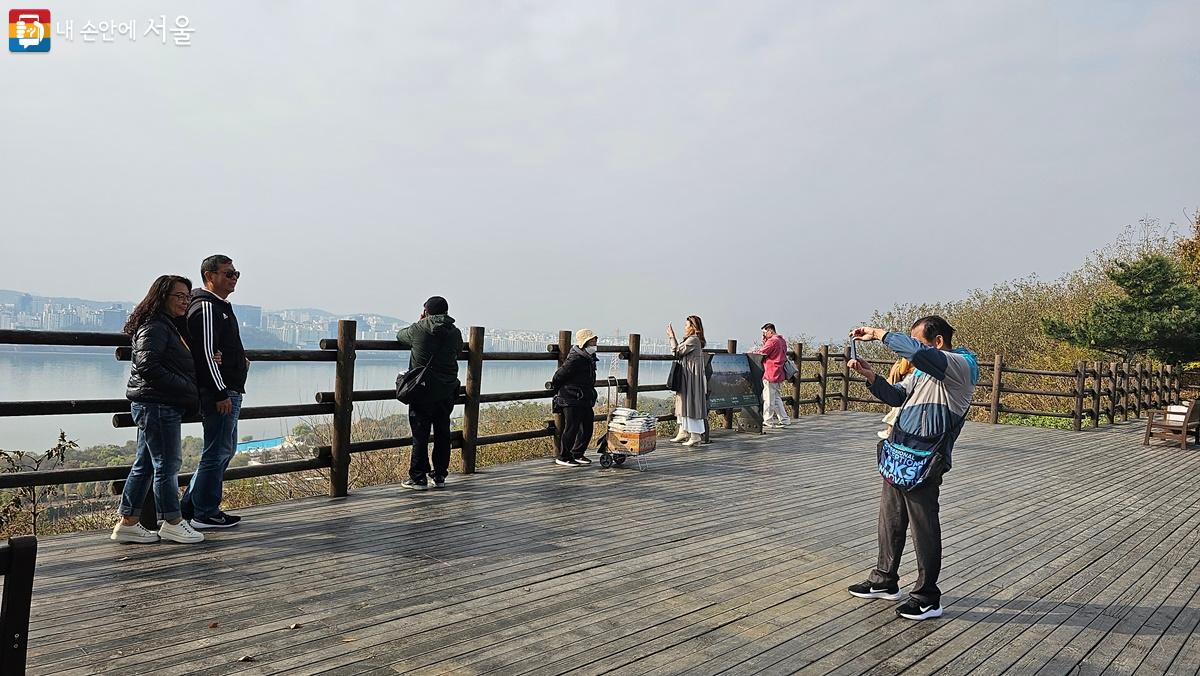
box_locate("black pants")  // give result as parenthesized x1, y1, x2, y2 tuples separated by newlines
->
(409, 398, 453, 482)
(868, 474, 943, 606)
(560, 406, 594, 460)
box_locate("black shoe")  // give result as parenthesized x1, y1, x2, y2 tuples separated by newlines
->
(401, 478, 428, 491)
(430, 477, 445, 489)
(896, 600, 943, 620)
(555, 458, 582, 467)
(848, 581, 902, 601)
(190, 512, 241, 530)
(573, 456, 592, 465)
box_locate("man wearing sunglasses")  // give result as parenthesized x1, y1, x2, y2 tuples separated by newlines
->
(181, 254, 249, 529)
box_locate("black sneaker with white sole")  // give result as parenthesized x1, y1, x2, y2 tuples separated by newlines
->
(430, 477, 445, 489)
(555, 458, 582, 467)
(190, 512, 241, 530)
(401, 478, 428, 491)
(896, 600, 943, 620)
(848, 581, 902, 601)
(573, 456, 592, 465)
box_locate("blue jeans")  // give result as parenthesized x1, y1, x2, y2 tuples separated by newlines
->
(120, 403, 185, 521)
(182, 392, 242, 519)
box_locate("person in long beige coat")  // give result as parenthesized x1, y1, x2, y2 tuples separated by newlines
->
(667, 315, 709, 447)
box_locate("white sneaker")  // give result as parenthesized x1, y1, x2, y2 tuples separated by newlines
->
(877, 430, 889, 440)
(159, 519, 204, 544)
(670, 432, 689, 443)
(110, 521, 159, 544)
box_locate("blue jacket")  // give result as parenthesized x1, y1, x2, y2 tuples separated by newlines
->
(867, 332, 979, 470)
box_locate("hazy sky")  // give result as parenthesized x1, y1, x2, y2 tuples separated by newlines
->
(3, 0, 1197, 345)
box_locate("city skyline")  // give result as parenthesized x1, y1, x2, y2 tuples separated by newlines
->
(0, 287, 678, 352)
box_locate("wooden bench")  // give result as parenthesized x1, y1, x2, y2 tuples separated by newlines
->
(0, 536, 37, 675)
(1143, 400, 1200, 449)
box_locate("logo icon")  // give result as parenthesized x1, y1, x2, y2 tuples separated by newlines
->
(9, 9, 50, 52)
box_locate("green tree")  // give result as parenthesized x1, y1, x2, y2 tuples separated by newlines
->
(1043, 253, 1200, 363)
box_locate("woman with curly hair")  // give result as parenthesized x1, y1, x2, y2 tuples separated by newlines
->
(110, 275, 204, 545)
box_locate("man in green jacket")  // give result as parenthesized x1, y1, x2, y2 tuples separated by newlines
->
(396, 296, 464, 490)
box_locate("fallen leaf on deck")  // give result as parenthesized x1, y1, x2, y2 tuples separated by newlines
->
(237, 655, 256, 662)
(118, 557, 129, 561)
(288, 623, 302, 629)
(342, 637, 358, 642)
(208, 622, 219, 629)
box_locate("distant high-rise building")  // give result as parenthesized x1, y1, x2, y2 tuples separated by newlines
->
(100, 306, 127, 333)
(233, 304, 263, 328)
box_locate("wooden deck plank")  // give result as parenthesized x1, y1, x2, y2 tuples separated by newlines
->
(655, 426, 1186, 676)
(16, 413, 1200, 675)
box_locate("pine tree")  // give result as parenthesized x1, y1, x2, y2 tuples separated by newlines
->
(1043, 253, 1200, 364)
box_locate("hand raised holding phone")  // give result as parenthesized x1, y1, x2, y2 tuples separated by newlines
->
(845, 332, 876, 380)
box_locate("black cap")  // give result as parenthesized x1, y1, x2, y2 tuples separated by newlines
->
(424, 296, 449, 315)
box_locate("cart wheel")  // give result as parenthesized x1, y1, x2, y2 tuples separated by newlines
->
(600, 454, 614, 469)
(614, 455, 627, 467)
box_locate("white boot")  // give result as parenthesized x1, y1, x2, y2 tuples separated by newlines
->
(682, 433, 703, 447)
(671, 429, 689, 443)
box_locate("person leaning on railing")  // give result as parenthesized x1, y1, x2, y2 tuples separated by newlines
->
(750, 322, 791, 429)
(551, 329, 600, 467)
(110, 275, 205, 545)
(667, 315, 709, 447)
(397, 296, 464, 491)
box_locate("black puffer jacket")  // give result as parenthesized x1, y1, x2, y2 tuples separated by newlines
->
(551, 346, 598, 409)
(126, 313, 199, 409)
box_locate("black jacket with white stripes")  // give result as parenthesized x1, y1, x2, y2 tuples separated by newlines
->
(186, 288, 248, 403)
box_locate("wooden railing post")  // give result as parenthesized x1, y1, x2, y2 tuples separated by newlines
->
(553, 330, 572, 453)
(841, 345, 851, 412)
(1149, 364, 1158, 409)
(791, 343, 804, 420)
(1091, 360, 1101, 428)
(0, 535, 36, 674)
(724, 339, 737, 429)
(329, 319, 355, 498)
(625, 333, 641, 410)
(1073, 361, 1085, 432)
(1118, 363, 1128, 421)
(460, 326, 485, 474)
(989, 354, 1003, 424)
(817, 345, 829, 414)
(1132, 365, 1142, 417)
(1157, 364, 1167, 408)
(1103, 362, 1114, 424)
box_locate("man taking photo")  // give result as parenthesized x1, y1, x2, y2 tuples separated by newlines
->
(845, 315, 978, 620)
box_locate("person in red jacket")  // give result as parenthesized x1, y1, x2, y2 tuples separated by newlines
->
(751, 323, 791, 428)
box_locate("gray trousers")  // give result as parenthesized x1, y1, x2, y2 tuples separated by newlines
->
(867, 474, 943, 606)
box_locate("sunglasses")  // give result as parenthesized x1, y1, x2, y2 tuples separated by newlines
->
(220, 270, 241, 280)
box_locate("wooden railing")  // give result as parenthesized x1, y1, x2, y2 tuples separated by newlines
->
(787, 345, 1183, 432)
(0, 328, 1184, 503)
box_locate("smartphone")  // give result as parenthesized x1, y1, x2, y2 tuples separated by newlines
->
(849, 339, 859, 362)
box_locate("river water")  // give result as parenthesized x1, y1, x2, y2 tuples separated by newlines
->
(0, 352, 672, 451)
